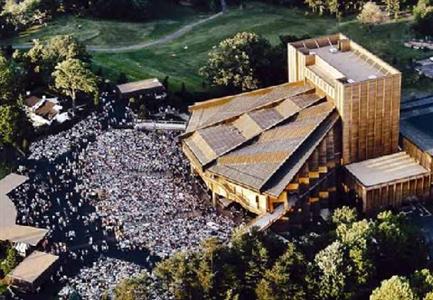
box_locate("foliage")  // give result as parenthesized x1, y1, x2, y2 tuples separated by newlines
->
(90, 0, 152, 21)
(413, 0, 433, 36)
(0, 54, 22, 104)
(331, 206, 358, 226)
(256, 243, 307, 300)
(0, 245, 18, 276)
(305, 0, 367, 18)
(114, 274, 153, 300)
(371, 276, 417, 300)
(25, 35, 89, 84)
(410, 269, 433, 299)
(314, 241, 352, 299)
(384, 0, 401, 18)
(336, 219, 376, 286)
(52, 58, 98, 113)
(199, 32, 273, 91)
(155, 229, 284, 300)
(1, 0, 46, 29)
(374, 211, 427, 277)
(0, 104, 30, 147)
(357, 2, 387, 25)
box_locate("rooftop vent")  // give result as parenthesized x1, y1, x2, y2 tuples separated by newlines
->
(347, 79, 355, 83)
(329, 47, 338, 54)
(310, 51, 317, 55)
(368, 75, 377, 79)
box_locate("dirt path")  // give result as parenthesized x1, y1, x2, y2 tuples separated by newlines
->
(11, 12, 223, 53)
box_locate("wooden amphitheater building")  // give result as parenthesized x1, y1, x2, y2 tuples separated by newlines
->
(181, 33, 432, 226)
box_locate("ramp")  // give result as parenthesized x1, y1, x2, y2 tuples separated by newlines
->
(244, 205, 286, 232)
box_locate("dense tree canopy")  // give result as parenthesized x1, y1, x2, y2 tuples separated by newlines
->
(0, 54, 22, 104)
(200, 32, 273, 92)
(0, 104, 30, 147)
(357, 2, 387, 25)
(118, 208, 429, 300)
(413, 0, 433, 36)
(25, 35, 89, 84)
(0, 0, 47, 30)
(371, 276, 417, 300)
(52, 58, 98, 114)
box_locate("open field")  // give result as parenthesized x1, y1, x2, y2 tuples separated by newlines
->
(3, 2, 433, 98)
(92, 4, 433, 97)
(92, 4, 340, 96)
(1, 3, 209, 48)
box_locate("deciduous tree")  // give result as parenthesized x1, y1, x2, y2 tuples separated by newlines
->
(200, 32, 272, 91)
(371, 276, 417, 300)
(52, 58, 98, 115)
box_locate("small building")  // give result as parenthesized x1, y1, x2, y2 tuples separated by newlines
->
(6, 251, 59, 292)
(24, 96, 69, 127)
(117, 78, 167, 100)
(0, 225, 49, 256)
(344, 152, 430, 212)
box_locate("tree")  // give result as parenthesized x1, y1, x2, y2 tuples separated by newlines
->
(0, 104, 30, 147)
(0, 54, 21, 104)
(26, 35, 89, 84)
(358, 2, 387, 26)
(371, 276, 417, 300)
(256, 243, 307, 300)
(331, 206, 358, 226)
(199, 32, 272, 91)
(413, 0, 433, 36)
(52, 58, 98, 115)
(384, 0, 401, 19)
(314, 241, 352, 299)
(410, 269, 433, 299)
(1, 0, 46, 29)
(0, 246, 17, 275)
(336, 219, 376, 286)
(114, 274, 152, 300)
(155, 251, 202, 299)
(375, 211, 427, 277)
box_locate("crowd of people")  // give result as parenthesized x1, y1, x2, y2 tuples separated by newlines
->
(80, 129, 235, 257)
(6, 89, 239, 298)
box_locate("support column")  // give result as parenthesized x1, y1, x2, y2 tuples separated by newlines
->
(212, 191, 217, 207)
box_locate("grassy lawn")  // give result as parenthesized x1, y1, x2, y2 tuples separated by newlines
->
(92, 3, 340, 96)
(92, 3, 433, 98)
(1, 3, 210, 47)
(3, 2, 432, 99)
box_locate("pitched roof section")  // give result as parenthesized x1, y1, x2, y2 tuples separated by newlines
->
(208, 101, 335, 190)
(184, 88, 323, 167)
(263, 111, 339, 196)
(186, 81, 315, 133)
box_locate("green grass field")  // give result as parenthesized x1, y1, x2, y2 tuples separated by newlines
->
(3, 2, 433, 98)
(91, 3, 433, 97)
(1, 3, 209, 47)
(92, 4, 341, 95)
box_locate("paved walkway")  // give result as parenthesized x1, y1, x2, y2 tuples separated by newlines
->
(11, 12, 223, 53)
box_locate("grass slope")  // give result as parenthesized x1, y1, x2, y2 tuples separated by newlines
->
(93, 3, 433, 97)
(92, 4, 339, 95)
(1, 3, 209, 47)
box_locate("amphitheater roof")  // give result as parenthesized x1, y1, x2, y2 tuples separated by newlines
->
(182, 82, 337, 195)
